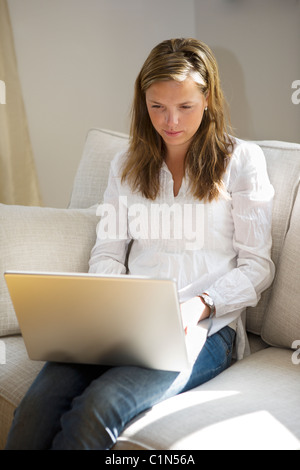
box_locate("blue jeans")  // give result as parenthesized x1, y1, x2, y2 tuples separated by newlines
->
(5, 326, 235, 450)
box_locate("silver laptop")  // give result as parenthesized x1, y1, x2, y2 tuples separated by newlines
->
(4, 271, 209, 372)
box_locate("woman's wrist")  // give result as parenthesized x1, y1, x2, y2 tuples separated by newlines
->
(198, 296, 211, 321)
(199, 293, 215, 319)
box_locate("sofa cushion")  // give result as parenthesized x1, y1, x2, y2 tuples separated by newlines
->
(0, 336, 44, 449)
(69, 128, 129, 209)
(0, 204, 98, 336)
(246, 141, 300, 335)
(114, 348, 300, 450)
(262, 187, 300, 349)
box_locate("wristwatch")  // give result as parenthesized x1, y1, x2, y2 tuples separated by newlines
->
(199, 293, 215, 318)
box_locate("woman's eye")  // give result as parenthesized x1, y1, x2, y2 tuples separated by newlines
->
(150, 104, 192, 110)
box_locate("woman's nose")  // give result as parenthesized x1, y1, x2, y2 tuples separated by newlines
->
(165, 109, 179, 127)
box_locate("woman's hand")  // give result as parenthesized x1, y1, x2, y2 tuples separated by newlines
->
(180, 296, 210, 335)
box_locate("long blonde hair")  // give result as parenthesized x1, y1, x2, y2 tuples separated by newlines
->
(122, 38, 234, 201)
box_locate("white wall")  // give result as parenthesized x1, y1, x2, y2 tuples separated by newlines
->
(8, 0, 196, 207)
(7, 0, 300, 208)
(194, 0, 300, 143)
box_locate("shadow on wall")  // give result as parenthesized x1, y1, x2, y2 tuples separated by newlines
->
(213, 47, 254, 140)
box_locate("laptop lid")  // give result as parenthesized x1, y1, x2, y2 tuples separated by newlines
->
(4, 271, 207, 371)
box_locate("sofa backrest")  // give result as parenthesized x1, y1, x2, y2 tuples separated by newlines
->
(247, 141, 300, 336)
(261, 187, 300, 350)
(69, 129, 129, 209)
(70, 129, 300, 350)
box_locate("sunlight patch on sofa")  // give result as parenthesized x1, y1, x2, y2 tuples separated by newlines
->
(173, 410, 300, 450)
(121, 390, 240, 437)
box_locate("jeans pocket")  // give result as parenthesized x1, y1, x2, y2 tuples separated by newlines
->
(217, 326, 236, 364)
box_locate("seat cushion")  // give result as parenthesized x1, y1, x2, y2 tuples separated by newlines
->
(1, 340, 299, 450)
(0, 336, 44, 449)
(114, 347, 300, 450)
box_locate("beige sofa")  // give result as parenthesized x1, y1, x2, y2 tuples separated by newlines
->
(1, 128, 300, 450)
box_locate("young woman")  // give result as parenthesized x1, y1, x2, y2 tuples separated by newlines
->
(5, 38, 274, 450)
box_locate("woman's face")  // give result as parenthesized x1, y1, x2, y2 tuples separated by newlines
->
(145, 77, 208, 156)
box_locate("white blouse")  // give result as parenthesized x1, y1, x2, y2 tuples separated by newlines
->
(89, 138, 275, 360)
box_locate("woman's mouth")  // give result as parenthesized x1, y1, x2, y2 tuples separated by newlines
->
(163, 130, 183, 137)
